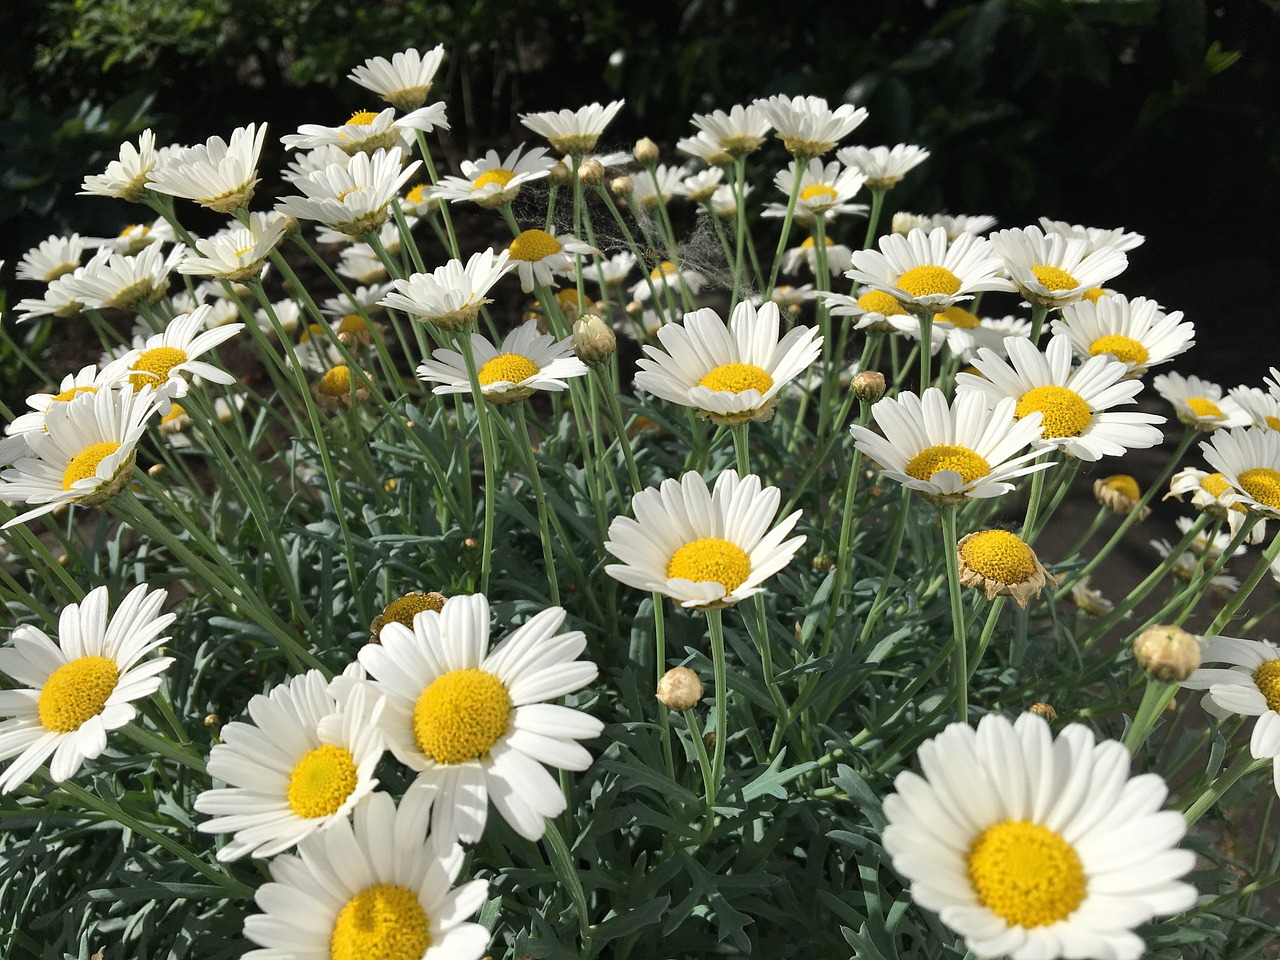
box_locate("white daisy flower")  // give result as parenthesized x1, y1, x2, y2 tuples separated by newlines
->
(176, 211, 286, 282)
(772, 157, 866, 218)
(380, 248, 514, 330)
(146, 123, 267, 213)
(680, 166, 725, 202)
(282, 105, 448, 157)
(763, 283, 818, 315)
(88, 219, 176, 256)
(417, 319, 587, 404)
(0, 584, 174, 792)
(519, 101, 625, 156)
(276, 146, 422, 237)
(63, 243, 184, 312)
(80, 129, 158, 201)
(818, 288, 911, 334)
(956, 334, 1166, 461)
(401, 180, 437, 217)
(629, 259, 706, 304)
(1229, 385, 1280, 432)
(1038, 216, 1145, 254)
(505, 228, 598, 292)
(337, 244, 389, 284)
(124, 305, 244, 409)
(282, 144, 350, 185)
(850, 387, 1052, 504)
(1153, 371, 1251, 431)
(835, 143, 930, 190)
(242, 789, 490, 960)
(1200, 426, 1280, 518)
(780, 235, 854, 276)
(846, 226, 1013, 315)
(882, 712, 1196, 960)
(575, 251, 635, 289)
(1150, 535, 1241, 589)
(251, 300, 300, 339)
(630, 163, 692, 208)
(347, 45, 446, 111)
(1052, 294, 1194, 375)
(17, 233, 87, 283)
(752, 94, 867, 157)
(5, 358, 138, 438)
(690, 103, 772, 157)
(708, 182, 750, 218)
(350, 594, 602, 843)
(1173, 515, 1248, 560)
(894, 212, 999, 240)
(14, 269, 90, 323)
(676, 131, 733, 167)
(321, 282, 396, 320)
(194, 671, 385, 861)
(431, 144, 555, 209)
(605, 469, 805, 608)
(989, 225, 1128, 309)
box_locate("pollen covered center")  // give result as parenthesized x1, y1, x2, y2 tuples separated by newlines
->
(347, 110, 381, 126)
(959, 530, 1036, 584)
(698, 363, 774, 395)
(383, 592, 445, 630)
(895, 265, 961, 298)
(1015, 385, 1092, 438)
(37, 655, 120, 732)
(938, 305, 980, 329)
(667, 537, 753, 594)
(413, 668, 511, 765)
(903, 444, 991, 484)
(51, 385, 98, 404)
(967, 820, 1086, 928)
(287, 744, 359, 819)
(63, 441, 122, 489)
(856, 290, 906, 317)
(1253, 659, 1280, 713)
(1089, 335, 1149, 367)
(1031, 264, 1079, 292)
(473, 168, 517, 190)
(1186, 396, 1224, 420)
(509, 229, 562, 262)
(478, 353, 539, 385)
(128, 346, 188, 389)
(1201, 473, 1231, 498)
(329, 883, 431, 960)
(1239, 467, 1280, 509)
(318, 365, 355, 396)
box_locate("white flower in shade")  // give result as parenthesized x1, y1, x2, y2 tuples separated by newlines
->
(1229, 385, 1280, 432)
(5, 358, 138, 438)
(630, 163, 692, 208)
(894, 212, 999, 240)
(282, 144, 350, 185)
(125, 306, 244, 409)
(348, 45, 446, 111)
(690, 103, 772, 157)
(956, 334, 1165, 461)
(318, 216, 406, 252)
(519, 100, 625, 155)
(882, 712, 1196, 960)
(764, 283, 818, 315)
(63, 244, 184, 311)
(17, 234, 86, 282)
(1152, 372, 1250, 431)
(88, 219, 175, 256)
(1038, 216, 1145, 254)
(276, 147, 421, 237)
(194, 671, 385, 862)
(772, 157, 866, 218)
(1052, 294, 1194, 375)
(14, 268, 91, 322)
(605, 469, 805, 608)
(780, 235, 853, 276)
(752, 94, 867, 157)
(708, 182, 750, 218)
(836, 143, 930, 190)
(676, 131, 733, 167)
(351, 594, 602, 844)
(1180, 635, 1280, 796)
(680, 166, 725, 202)
(850, 388, 1052, 504)
(629, 259, 706, 304)
(989, 226, 1128, 309)
(401, 180, 437, 217)
(1200, 426, 1280, 518)
(430, 144, 556, 209)
(1150, 535, 1241, 589)
(634, 301, 822, 425)
(177, 212, 286, 281)
(80, 129, 158, 201)
(381, 248, 514, 330)
(322, 282, 395, 321)
(147, 123, 266, 213)
(1172, 515, 1248, 560)
(337, 244, 389, 284)
(576, 251, 635, 288)
(847, 226, 1012, 315)
(253, 299, 302, 338)
(282, 105, 448, 157)
(417, 319, 587, 404)
(241, 789, 489, 960)
(505, 228, 598, 293)
(0, 584, 174, 793)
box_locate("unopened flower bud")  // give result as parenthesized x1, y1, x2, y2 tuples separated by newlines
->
(548, 161, 572, 186)
(892, 211, 925, 235)
(1028, 702, 1056, 723)
(463, 537, 478, 550)
(148, 463, 166, 478)
(657, 666, 703, 710)
(578, 158, 605, 186)
(1133, 625, 1201, 682)
(633, 137, 659, 166)
(851, 371, 886, 404)
(203, 713, 221, 729)
(572, 313, 616, 364)
(280, 214, 302, 237)
(610, 175, 633, 198)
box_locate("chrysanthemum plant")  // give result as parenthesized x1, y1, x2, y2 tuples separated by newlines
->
(2, 45, 1279, 960)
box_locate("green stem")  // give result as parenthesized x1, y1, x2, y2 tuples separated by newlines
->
(511, 408, 560, 606)
(454, 334, 497, 595)
(862, 189, 886, 250)
(1206, 527, 1280, 635)
(653, 594, 676, 780)
(706, 607, 729, 804)
(730, 423, 751, 476)
(766, 161, 806, 297)
(941, 504, 969, 723)
(1028, 303, 1049, 344)
(120, 722, 207, 774)
(1122, 677, 1177, 754)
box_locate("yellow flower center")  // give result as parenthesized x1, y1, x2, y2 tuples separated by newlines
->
(856, 290, 906, 317)
(330, 883, 431, 960)
(903, 444, 991, 484)
(37, 655, 120, 732)
(51, 385, 98, 404)
(1031, 264, 1079, 292)
(405, 183, 428, 204)
(799, 184, 838, 205)
(478, 353, 539, 386)
(383, 592, 445, 629)
(160, 403, 187, 426)
(967, 820, 1087, 928)
(1254, 659, 1280, 713)
(1186, 396, 1224, 420)
(698, 363, 774, 394)
(1015, 385, 1092, 438)
(1089, 335, 1149, 367)
(318, 365, 355, 397)
(63, 441, 122, 489)
(338, 313, 369, 336)
(959, 530, 1037, 584)
(347, 110, 381, 126)
(299, 323, 325, 344)
(509, 229, 562, 262)
(1239, 467, 1280, 509)
(286, 744, 358, 819)
(1082, 287, 1107, 303)
(119, 223, 150, 238)
(1266, 416, 1280, 432)
(413, 668, 511, 765)
(1101, 474, 1141, 501)
(648, 260, 677, 281)
(666, 537, 752, 594)
(335, 185, 365, 203)
(800, 236, 832, 249)
(1201, 473, 1231, 498)
(895, 265, 961, 298)
(472, 168, 516, 190)
(128, 346, 188, 389)
(938, 305, 980, 329)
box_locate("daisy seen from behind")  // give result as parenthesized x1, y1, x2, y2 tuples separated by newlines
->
(1053, 294, 1195, 376)
(752, 94, 867, 157)
(380, 248, 514, 330)
(80, 128, 158, 202)
(417, 319, 587, 404)
(348, 45, 446, 111)
(1038, 216, 1145, 254)
(0, 584, 174, 792)
(835, 143, 930, 191)
(146, 123, 267, 213)
(519, 100, 625, 155)
(17, 233, 87, 283)
(846, 226, 1012, 316)
(276, 146, 422, 238)
(690, 103, 772, 157)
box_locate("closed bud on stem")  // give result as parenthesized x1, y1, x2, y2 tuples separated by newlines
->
(657, 666, 703, 710)
(851, 370, 887, 404)
(578, 158, 605, 186)
(548, 161, 572, 186)
(1028, 702, 1056, 723)
(572, 313, 616, 364)
(633, 137, 659, 166)
(610, 175, 633, 198)
(1133, 625, 1201, 682)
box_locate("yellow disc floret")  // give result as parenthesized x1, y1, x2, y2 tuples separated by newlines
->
(1183, 397, 1223, 420)
(967, 820, 1087, 928)
(1200, 473, 1231, 498)
(938, 305, 980, 329)
(405, 183, 428, 205)
(1015, 386, 1092, 438)
(959, 530, 1037, 584)
(1239, 467, 1280, 509)
(895, 265, 961, 298)
(667, 538, 752, 594)
(509, 229, 562, 262)
(1089, 335, 1149, 367)
(903, 445, 991, 484)
(1082, 287, 1107, 304)
(799, 184, 838, 205)
(347, 110, 381, 126)
(473, 168, 517, 191)
(330, 883, 431, 960)
(1253, 659, 1280, 713)
(63, 441, 122, 489)
(1101, 474, 1142, 501)
(286, 745, 359, 819)
(1031, 264, 1079, 292)
(383, 592, 446, 630)
(413, 668, 511, 765)
(51, 385, 98, 404)
(801, 236, 833, 249)
(649, 261, 677, 281)
(38, 655, 119, 732)
(1266, 416, 1280, 432)
(318, 365, 355, 397)
(478, 353, 539, 386)
(128, 346, 188, 389)
(338, 314, 369, 337)
(856, 290, 906, 317)
(698, 363, 774, 395)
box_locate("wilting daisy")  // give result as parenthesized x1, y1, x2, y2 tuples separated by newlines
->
(519, 100, 625, 155)
(80, 129, 158, 202)
(195, 671, 385, 861)
(276, 146, 421, 237)
(5, 358, 138, 438)
(1094, 473, 1151, 520)
(350, 593, 602, 843)
(124, 306, 243, 409)
(17, 233, 87, 283)
(894, 212, 999, 240)
(282, 105, 448, 156)
(1053, 294, 1194, 375)
(629, 259, 706, 304)
(956, 529, 1055, 608)
(956, 334, 1165, 461)
(690, 103, 772, 157)
(380, 248, 514, 330)
(64, 244, 184, 312)
(176, 212, 286, 282)
(348, 45, 446, 111)
(314, 365, 373, 409)
(242, 789, 490, 960)
(850, 388, 1052, 504)
(1200, 426, 1280, 519)
(605, 470, 805, 608)
(836, 143, 930, 191)
(0, 583, 174, 792)
(752, 94, 867, 157)
(417, 319, 587, 404)
(882, 712, 1196, 960)
(1153, 372, 1250, 431)
(505, 228, 597, 292)
(846, 227, 1012, 315)
(989, 225, 1128, 310)
(634, 301, 822, 425)
(147, 123, 266, 213)
(431, 144, 556, 209)
(1038, 216, 1145, 254)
